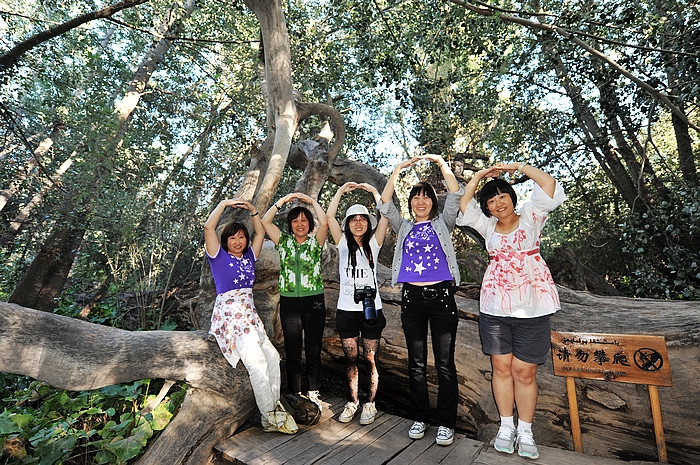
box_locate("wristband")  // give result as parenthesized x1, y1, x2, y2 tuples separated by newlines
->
(273, 204, 281, 210)
(250, 211, 259, 217)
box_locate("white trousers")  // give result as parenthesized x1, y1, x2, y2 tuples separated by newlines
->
(238, 334, 281, 416)
(210, 288, 281, 417)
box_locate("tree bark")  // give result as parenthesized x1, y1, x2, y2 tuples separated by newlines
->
(8, 207, 87, 311)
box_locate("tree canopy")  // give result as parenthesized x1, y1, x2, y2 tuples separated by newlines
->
(1, 0, 698, 315)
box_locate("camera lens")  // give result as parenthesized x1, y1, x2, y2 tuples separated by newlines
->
(363, 297, 377, 321)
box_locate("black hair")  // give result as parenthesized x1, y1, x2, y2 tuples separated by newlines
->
(220, 222, 250, 254)
(343, 215, 375, 271)
(407, 182, 439, 220)
(479, 179, 518, 217)
(286, 206, 315, 233)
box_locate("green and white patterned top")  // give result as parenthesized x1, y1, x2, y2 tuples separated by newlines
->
(276, 230, 324, 297)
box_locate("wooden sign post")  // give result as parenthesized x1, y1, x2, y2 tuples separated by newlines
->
(551, 332, 672, 463)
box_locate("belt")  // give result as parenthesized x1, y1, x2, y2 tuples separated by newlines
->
(489, 248, 540, 261)
(403, 281, 455, 299)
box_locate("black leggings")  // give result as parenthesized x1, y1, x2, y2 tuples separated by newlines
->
(279, 294, 326, 392)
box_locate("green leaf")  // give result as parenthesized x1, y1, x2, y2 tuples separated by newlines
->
(35, 435, 78, 465)
(11, 413, 34, 429)
(95, 450, 115, 464)
(148, 402, 173, 431)
(0, 415, 22, 434)
(103, 421, 153, 462)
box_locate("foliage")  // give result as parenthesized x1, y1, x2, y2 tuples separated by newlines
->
(0, 375, 186, 464)
(0, 0, 698, 330)
(619, 186, 700, 299)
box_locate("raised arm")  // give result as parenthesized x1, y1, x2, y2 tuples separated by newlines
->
(357, 182, 389, 247)
(235, 201, 264, 257)
(261, 193, 297, 245)
(204, 199, 238, 257)
(380, 158, 419, 205)
(420, 154, 459, 193)
(326, 182, 358, 244)
(296, 192, 329, 246)
(499, 162, 556, 198)
(460, 166, 501, 213)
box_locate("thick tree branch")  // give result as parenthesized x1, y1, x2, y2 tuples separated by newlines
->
(0, 0, 150, 70)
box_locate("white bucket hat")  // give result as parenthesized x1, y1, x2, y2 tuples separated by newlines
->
(341, 204, 377, 230)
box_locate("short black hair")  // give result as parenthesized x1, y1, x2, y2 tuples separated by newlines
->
(220, 222, 250, 253)
(479, 179, 517, 217)
(407, 182, 439, 220)
(286, 206, 315, 233)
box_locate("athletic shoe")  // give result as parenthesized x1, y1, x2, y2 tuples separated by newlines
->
(516, 429, 540, 459)
(338, 401, 359, 423)
(408, 421, 428, 439)
(435, 426, 454, 446)
(306, 390, 322, 412)
(493, 425, 517, 453)
(359, 402, 377, 425)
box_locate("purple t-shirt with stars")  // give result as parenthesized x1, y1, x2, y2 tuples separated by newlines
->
(207, 246, 256, 294)
(397, 221, 453, 283)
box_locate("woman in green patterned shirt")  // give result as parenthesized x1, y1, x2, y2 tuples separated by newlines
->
(262, 192, 328, 410)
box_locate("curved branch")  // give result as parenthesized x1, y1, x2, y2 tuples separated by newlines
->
(0, 0, 150, 70)
(447, 0, 699, 133)
(295, 101, 347, 167)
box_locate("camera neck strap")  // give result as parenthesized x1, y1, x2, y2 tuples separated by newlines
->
(351, 252, 377, 294)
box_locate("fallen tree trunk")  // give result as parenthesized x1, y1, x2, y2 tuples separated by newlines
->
(0, 302, 256, 464)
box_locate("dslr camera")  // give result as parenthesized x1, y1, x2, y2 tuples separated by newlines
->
(353, 285, 378, 321)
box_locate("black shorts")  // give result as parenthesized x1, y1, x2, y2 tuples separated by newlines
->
(335, 309, 387, 340)
(479, 313, 551, 365)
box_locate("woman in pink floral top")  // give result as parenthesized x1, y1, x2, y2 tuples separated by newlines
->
(456, 162, 565, 460)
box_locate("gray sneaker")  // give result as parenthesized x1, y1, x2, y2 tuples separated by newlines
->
(435, 426, 454, 446)
(493, 425, 516, 454)
(408, 421, 428, 439)
(516, 429, 540, 459)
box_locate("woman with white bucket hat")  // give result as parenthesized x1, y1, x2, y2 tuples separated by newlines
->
(326, 182, 389, 426)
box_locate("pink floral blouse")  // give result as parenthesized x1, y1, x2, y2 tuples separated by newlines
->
(456, 182, 566, 318)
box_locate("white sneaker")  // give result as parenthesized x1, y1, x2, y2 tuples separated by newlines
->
(306, 390, 322, 412)
(408, 421, 428, 439)
(493, 424, 516, 453)
(338, 401, 359, 423)
(516, 429, 539, 459)
(435, 426, 454, 446)
(359, 402, 377, 425)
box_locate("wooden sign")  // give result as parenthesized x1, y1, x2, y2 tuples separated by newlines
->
(551, 332, 672, 387)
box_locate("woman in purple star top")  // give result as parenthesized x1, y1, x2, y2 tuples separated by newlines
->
(456, 162, 565, 459)
(378, 154, 464, 447)
(204, 199, 296, 434)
